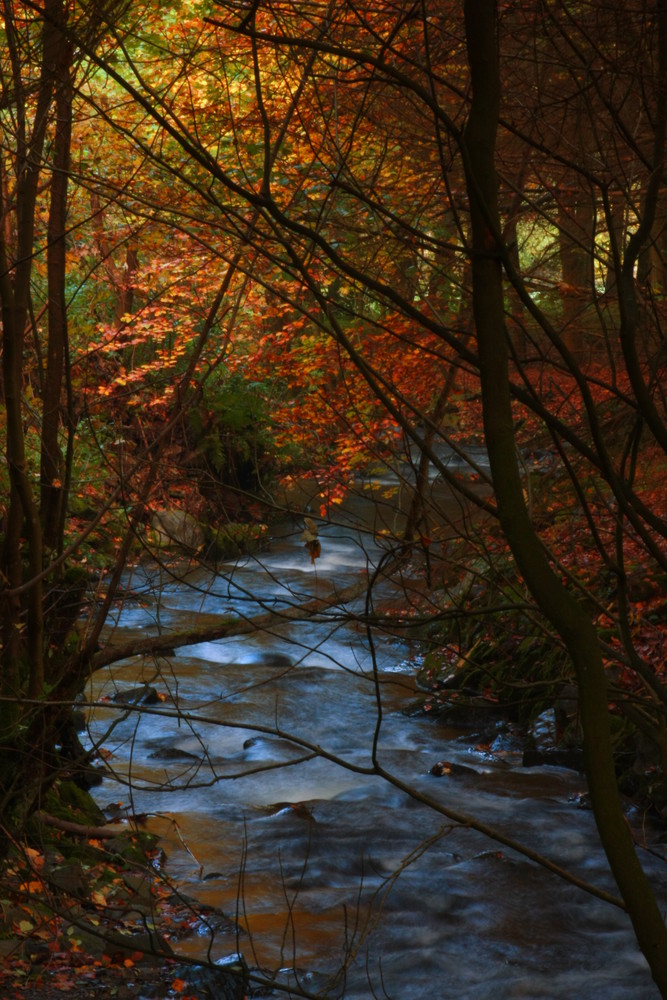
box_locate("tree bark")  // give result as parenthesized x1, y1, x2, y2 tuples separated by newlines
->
(558, 192, 594, 355)
(0, 0, 78, 856)
(41, 27, 74, 552)
(0, 0, 65, 704)
(462, 1, 667, 993)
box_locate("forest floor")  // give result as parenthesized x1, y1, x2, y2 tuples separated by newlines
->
(0, 804, 247, 1000)
(0, 959, 180, 1000)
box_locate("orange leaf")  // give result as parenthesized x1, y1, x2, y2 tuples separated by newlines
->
(20, 880, 44, 893)
(24, 847, 44, 868)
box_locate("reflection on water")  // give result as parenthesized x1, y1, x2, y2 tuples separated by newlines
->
(87, 518, 665, 999)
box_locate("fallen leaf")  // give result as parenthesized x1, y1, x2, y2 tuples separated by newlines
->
(19, 880, 44, 893)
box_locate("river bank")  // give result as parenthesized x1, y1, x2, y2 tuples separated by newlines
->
(0, 788, 247, 999)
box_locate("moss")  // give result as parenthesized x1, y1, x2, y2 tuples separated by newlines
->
(23, 780, 162, 868)
(43, 780, 106, 826)
(204, 521, 269, 560)
(106, 830, 160, 867)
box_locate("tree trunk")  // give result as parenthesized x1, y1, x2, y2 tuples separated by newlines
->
(462, 1, 667, 992)
(558, 192, 595, 355)
(41, 33, 74, 552)
(0, 0, 79, 855)
(0, 0, 63, 705)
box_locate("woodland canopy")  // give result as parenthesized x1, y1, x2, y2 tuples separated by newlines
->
(0, 0, 666, 995)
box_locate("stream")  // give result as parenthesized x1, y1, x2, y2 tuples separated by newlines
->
(85, 480, 666, 999)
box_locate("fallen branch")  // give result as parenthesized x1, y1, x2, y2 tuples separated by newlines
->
(90, 562, 401, 671)
(36, 811, 119, 840)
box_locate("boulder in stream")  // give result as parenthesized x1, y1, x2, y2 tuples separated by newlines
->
(150, 509, 205, 552)
(112, 685, 160, 705)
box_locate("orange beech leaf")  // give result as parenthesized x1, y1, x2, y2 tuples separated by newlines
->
(19, 880, 44, 894)
(24, 847, 44, 868)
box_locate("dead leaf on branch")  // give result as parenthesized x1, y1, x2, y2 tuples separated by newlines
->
(301, 517, 321, 563)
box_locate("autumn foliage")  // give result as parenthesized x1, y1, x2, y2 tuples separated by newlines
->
(0, 0, 666, 989)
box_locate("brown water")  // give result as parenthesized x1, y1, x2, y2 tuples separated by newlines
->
(86, 510, 666, 999)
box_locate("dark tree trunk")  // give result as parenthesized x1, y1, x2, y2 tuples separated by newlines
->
(0, 0, 80, 854)
(462, 0, 667, 992)
(41, 32, 74, 552)
(558, 192, 595, 355)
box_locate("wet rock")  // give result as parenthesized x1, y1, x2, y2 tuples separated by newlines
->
(187, 910, 238, 939)
(147, 746, 201, 762)
(488, 727, 525, 757)
(169, 955, 247, 1000)
(113, 685, 159, 705)
(429, 760, 476, 777)
(151, 509, 205, 552)
(240, 735, 305, 763)
(406, 692, 508, 729)
(165, 892, 240, 936)
(264, 802, 316, 821)
(262, 651, 293, 667)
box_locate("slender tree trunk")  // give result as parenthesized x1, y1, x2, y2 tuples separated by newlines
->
(0, 0, 62, 704)
(558, 192, 594, 355)
(41, 34, 74, 552)
(462, 1, 667, 993)
(0, 0, 75, 852)
(605, 192, 626, 296)
(90, 190, 140, 330)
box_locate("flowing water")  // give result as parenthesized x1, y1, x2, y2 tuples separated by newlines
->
(86, 485, 666, 999)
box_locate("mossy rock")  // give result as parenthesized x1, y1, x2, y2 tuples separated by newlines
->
(22, 781, 107, 860)
(204, 522, 269, 560)
(150, 509, 206, 552)
(416, 649, 459, 691)
(42, 780, 106, 826)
